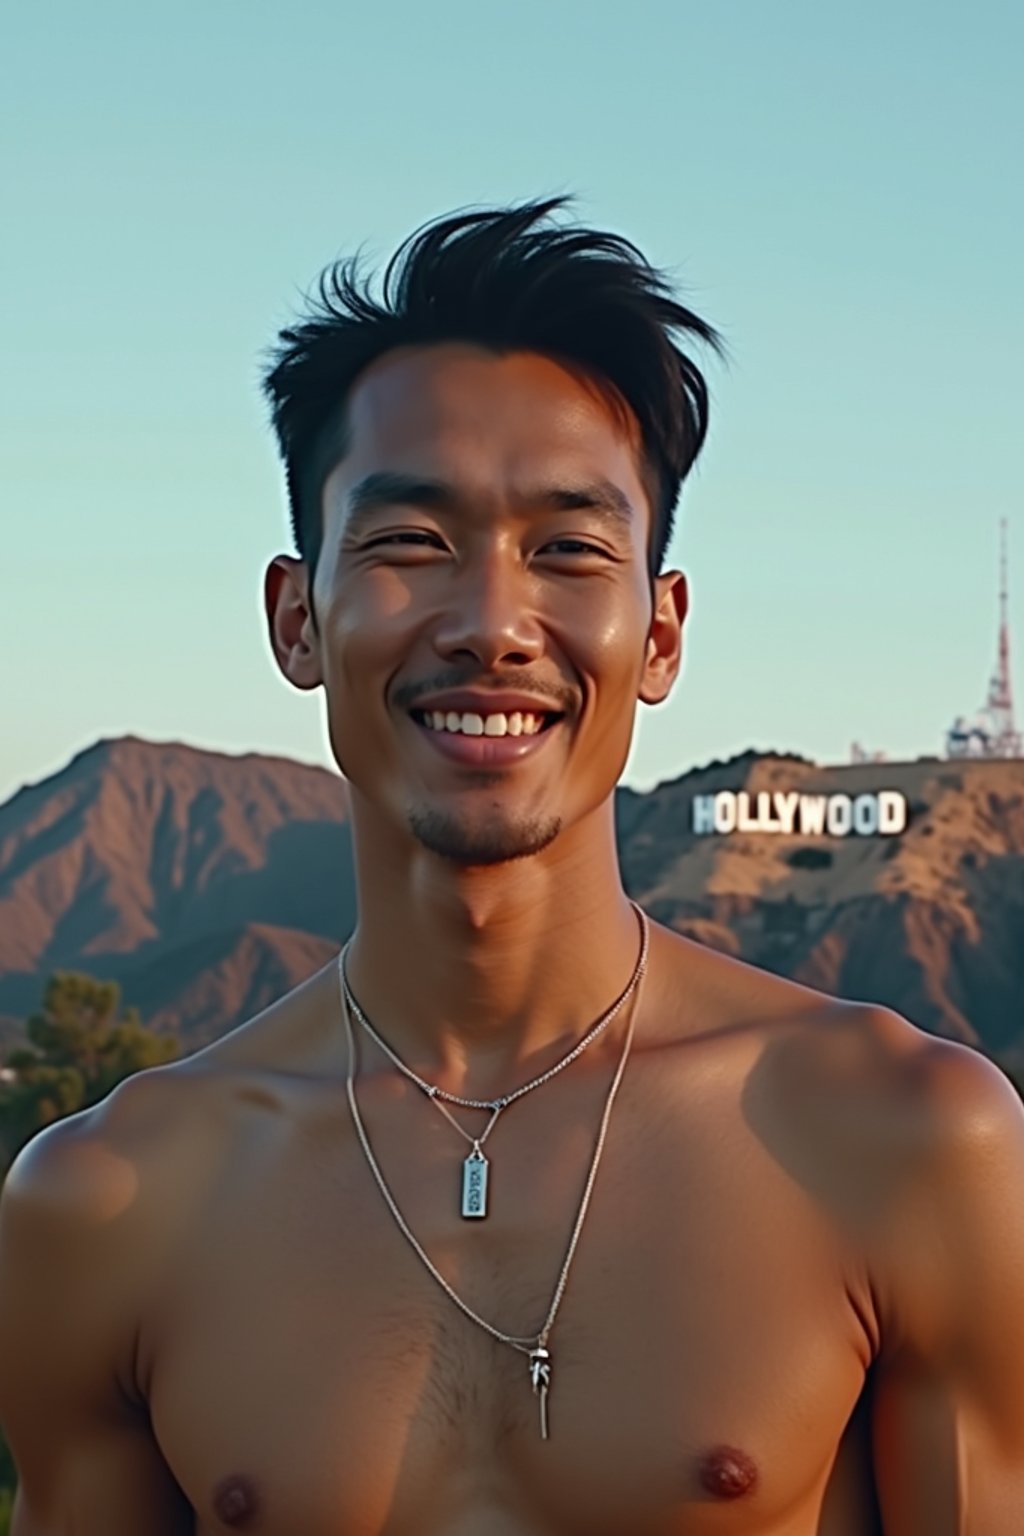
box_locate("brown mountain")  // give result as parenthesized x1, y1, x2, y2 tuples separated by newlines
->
(617, 751, 1024, 1065)
(1, 738, 1022, 1065)
(0, 737, 354, 1047)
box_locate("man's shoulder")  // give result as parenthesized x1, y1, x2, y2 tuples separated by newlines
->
(2, 955, 342, 1237)
(772, 994, 1021, 1160)
(0, 1055, 210, 1276)
(653, 918, 1007, 1095)
(651, 921, 1021, 1189)
(834, 1008, 1024, 1367)
(650, 921, 879, 1076)
(0, 1071, 193, 1412)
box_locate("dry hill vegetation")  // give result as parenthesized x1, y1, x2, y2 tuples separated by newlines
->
(0, 737, 1021, 1074)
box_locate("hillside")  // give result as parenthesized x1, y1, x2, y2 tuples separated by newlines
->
(617, 751, 1024, 1061)
(0, 738, 353, 1046)
(1, 738, 1022, 1063)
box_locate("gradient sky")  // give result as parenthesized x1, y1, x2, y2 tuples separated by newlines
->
(3, 0, 1021, 804)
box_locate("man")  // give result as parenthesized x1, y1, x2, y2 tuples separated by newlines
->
(2, 199, 1024, 1533)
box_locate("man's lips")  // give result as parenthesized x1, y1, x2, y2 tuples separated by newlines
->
(407, 689, 568, 717)
(407, 711, 563, 765)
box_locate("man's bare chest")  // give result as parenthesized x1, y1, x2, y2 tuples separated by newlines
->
(140, 1054, 878, 1534)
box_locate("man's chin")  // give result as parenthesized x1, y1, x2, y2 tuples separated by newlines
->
(407, 807, 562, 866)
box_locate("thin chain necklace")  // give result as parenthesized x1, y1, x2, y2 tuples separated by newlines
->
(339, 909, 648, 1441)
(340, 901, 648, 1219)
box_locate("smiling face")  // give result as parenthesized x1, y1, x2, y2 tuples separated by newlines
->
(267, 344, 688, 868)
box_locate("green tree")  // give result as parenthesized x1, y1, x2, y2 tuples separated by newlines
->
(0, 972, 179, 1171)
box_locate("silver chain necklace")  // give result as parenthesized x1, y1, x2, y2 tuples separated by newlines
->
(339, 909, 648, 1440)
(340, 901, 648, 1219)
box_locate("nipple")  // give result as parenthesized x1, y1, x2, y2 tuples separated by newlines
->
(213, 1474, 259, 1527)
(698, 1445, 759, 1498)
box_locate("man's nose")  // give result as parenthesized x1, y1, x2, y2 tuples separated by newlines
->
(431, 556, 544, 669)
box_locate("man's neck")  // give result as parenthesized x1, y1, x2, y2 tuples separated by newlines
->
(342, 810, 643, 1101)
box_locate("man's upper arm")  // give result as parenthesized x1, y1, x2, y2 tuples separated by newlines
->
(869, 1034, 1024, 1532)
(0, 1109, 193, 1534)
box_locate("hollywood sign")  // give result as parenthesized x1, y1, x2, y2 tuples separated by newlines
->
(692, 789, 909, 838)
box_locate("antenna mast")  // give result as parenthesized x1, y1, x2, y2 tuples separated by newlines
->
(945, 519, 1021, 758)
(986, 518, 1021, 756)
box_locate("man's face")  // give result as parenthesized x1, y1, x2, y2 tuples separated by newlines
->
(269, 344, 687, 866)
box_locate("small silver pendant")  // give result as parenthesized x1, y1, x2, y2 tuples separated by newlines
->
(529, 1347, 551, 1440)
(461, 1148, 489, 1219)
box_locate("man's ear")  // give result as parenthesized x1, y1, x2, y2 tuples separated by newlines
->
(264, 555, 323, 691)
(638, 569, 688, 706)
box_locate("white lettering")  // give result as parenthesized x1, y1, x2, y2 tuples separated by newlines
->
(773, 791, 800, 833)
(694, 786, 910, 838)
(756, 791, 780, 830)
(878, 791, 908, 835)
(714, 791, 738, 833)
(692, 795, 716, 835)
(853, 794, 879, 835)
(826, 795, 853, 836)
(799, 795, 827, 835)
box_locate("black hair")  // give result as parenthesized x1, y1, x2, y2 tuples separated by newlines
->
(262, 196, 722, 583)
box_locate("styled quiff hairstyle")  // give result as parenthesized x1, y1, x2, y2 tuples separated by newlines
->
(262, 197, 722, 582)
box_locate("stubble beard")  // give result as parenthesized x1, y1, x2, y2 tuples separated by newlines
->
(407, 791, 562, 867)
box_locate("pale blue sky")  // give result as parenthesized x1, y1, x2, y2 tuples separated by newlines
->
(3, 0, 1021, 804)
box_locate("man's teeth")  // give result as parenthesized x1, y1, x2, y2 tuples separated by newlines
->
(418, 710, 547, 737)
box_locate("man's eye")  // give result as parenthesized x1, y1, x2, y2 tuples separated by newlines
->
(542, 539, 607, 556)
(363, 534, 606, 555)
(367, 532, 440, 547)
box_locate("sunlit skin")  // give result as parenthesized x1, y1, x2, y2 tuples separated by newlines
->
(265, 345, 687, 1089)
(3, 343, 1024, 1535)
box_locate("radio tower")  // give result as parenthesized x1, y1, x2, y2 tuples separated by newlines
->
(987, 518, 1022, 756)
(945, 519, 1022, 758)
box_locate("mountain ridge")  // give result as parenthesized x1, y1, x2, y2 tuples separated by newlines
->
(2, 737, 1021, 1063)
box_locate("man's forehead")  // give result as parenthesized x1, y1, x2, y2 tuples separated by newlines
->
(332, 343, 647, 504)
(345, 343, 639, 445)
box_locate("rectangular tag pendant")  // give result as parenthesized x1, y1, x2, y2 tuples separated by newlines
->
(461, 1151, 489, 1219)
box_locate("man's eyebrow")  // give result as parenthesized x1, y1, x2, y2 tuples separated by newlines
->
(344, 473, 451, 530)
(343, 471, 636, 532)
(534, 480, 635, 529)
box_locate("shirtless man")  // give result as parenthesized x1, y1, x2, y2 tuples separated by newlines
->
(2, 199, 1024, 1534)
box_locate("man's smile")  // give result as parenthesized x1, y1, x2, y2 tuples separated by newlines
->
(406, 706, 564, 765)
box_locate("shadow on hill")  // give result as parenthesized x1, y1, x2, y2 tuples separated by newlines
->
(0, 819, 356, 1034)
(161, 816, 356, 945)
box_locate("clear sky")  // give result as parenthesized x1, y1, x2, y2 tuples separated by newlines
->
(3, 0, 1021, 804)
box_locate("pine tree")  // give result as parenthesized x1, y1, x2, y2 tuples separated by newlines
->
(0, 972, 178, 1171)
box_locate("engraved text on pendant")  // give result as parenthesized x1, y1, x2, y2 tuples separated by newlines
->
(461, 1150, 489, 1218)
